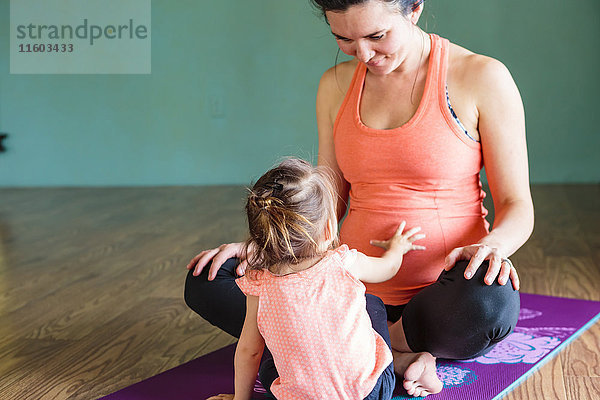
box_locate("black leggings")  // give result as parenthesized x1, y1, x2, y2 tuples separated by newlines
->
(184, 258, 520, 361)
(387, 260, 520, 359)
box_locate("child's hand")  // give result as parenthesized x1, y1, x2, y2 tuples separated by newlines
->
(370, 221, 426, 255)
(206, 395, 234, 400)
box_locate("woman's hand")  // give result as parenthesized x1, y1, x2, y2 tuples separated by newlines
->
(186, 242, 253, 281)
(445, 244, 520, 290)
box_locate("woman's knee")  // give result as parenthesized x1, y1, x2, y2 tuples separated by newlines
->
(431, 260, 519, 321)
(401, 260, 520, 359)
(183, 257, 246, 337)
(183, 268, 207, 314)
(449, 260, 520, 327)
(184, 258, 239, 305)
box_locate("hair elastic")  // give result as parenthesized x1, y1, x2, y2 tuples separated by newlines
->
(264, 182, 283, 192)
(412, 0, 424, 12)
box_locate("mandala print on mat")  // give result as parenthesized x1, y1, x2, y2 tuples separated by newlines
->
(464, 332, 560, 365)
(518, 308, 543, 321)
(514, 326, 577, 340)
(391, 365, 477, 399)
(436, 365, 477, 387)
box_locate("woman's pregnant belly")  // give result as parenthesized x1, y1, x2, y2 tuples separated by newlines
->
(340, 207, 489, 305)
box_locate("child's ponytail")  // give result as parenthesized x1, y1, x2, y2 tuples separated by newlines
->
(244, 158, 339, 273)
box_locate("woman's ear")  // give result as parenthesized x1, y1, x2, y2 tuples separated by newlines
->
(410, 3, 424, 25)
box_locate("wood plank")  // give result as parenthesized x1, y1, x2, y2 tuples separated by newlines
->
(564, 377, 600, 400)
(561, 323, 600, 378)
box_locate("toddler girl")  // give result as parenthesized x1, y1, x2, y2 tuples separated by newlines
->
(208, 158, 425, 400)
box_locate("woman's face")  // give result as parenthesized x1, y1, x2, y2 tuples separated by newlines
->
(326, 0, 417, 75)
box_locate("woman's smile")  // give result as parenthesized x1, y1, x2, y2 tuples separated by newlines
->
(366, 57, 386, 67)
(325, 1, 415, 74)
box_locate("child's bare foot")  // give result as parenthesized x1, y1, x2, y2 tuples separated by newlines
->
(393, 350, 443, 397)
(206, 394, 234, 400)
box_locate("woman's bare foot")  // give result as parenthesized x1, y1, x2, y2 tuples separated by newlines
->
(393, 350, 443, 397)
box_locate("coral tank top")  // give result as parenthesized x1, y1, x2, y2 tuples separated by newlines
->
(334, 34, 490, 305)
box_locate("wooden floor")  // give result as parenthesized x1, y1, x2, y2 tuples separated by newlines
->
(0, 184, 598, 400)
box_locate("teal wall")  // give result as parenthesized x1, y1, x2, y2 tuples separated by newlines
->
(1, 0, 598, 186)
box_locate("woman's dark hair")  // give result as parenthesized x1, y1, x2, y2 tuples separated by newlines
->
(244, 158, 339, 273)
(310, 0, 424, 18)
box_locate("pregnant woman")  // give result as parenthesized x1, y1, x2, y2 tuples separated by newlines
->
(185, 0, 534, 397)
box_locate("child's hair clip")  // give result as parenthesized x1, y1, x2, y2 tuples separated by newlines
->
(265, 181, 284, 192)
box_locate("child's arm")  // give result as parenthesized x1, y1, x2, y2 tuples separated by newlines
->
(346, 221, 426, 283)
(208, 295, 264, 400)
(233, 295, 264, 400)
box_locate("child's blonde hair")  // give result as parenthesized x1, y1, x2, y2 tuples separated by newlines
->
(244, 158, 339, 272)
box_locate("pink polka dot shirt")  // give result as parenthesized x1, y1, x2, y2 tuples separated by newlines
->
(236, 245, 392, 399)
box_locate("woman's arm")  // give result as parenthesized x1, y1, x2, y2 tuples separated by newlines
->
(316, 65, 352, 222)
(445, 56, 534, 289)
(346, 222, 426, 283)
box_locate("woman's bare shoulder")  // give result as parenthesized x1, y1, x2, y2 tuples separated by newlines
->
(319, 59, 359, 98)
(448, 42, 514, 92)
(317, 59, 359, 122)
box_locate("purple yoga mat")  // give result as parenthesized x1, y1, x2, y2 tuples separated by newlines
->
(100, 293, 600, 400)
